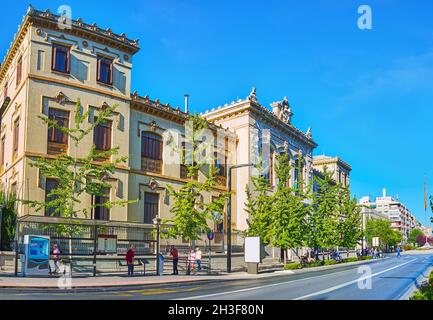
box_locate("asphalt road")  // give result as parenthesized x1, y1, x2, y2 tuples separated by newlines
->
(0, 254, 431, 300)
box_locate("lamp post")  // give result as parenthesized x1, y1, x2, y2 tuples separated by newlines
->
(153, 217, 162, 275)
(227, 163, 254, 273)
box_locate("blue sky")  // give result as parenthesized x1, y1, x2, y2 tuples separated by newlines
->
(1, 1, 432, 225)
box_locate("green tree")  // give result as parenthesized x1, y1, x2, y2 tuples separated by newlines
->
(337, 187, 363, 255)
(267, 151, 308, 263)
(244, 158, 273, 244)
(310, 167, 339, 259)
(0, 191, 18, 251)
(164, 114, 227, 244)
(23, 101, 132, 237)
(408, 229, 424, 246)
(366, 218, 401, 250)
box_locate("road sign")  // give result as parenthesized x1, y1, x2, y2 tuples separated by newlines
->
(207, 232, 215, 241)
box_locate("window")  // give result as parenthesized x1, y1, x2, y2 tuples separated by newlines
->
(13, 119, 19, 157)
(94, 189, 110, 220)
(141, 132, 163, 173)
(294, 158, 304, 190)
(3, 82, 7, 101)
(48, 108, 69, 154)
(16, 56, 22, 87)
(45, 178, 59, 217)
(93, 120, 112, 151)
(51, 44, 70, 74)
(0, 136, 4, 169)
(10, 183, 17, 199)
(97, 56, 113, 85)
(180, 141, 198, 180)
(143, 192, 159, 224)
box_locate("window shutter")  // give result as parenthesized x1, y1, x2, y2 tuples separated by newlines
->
(66, 48, 70, 73)
(97, 58, 102, 81)
(52, 46, 57, 70)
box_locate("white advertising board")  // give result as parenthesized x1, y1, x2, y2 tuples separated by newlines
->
(244, 237, 261, 263)
(372, 237, 380, 247)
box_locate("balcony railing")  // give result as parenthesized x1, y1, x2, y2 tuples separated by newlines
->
(47, 141, 68, 155)
(141, 157, 162, 174)
(216, 175, 227, 186)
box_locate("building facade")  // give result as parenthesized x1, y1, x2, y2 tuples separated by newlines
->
(0, 7, 233, 243)
(358, 190, 421, 243)
(313, 155, 351, 188)
(203, 89, 317, 232)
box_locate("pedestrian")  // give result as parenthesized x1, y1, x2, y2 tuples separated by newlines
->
(126, 244, 135, 276)
(170, 245, 179, 275)
(52, 243, 61, 274)
(195, 247, 202, 272)
(396, 246, 401, 258)
(188, 249, 196, 274)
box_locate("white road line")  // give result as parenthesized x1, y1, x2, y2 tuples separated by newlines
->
(177, 259, 398, 300)
(293, 258, 417, 300)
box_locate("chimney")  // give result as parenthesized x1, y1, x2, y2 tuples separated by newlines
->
(184, 94, 189, 114)
(382, 188, 386, 197)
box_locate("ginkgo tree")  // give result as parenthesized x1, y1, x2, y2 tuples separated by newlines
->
(24, 100, 133, 239)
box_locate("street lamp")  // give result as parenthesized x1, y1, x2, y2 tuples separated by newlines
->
(227, 163, 254, 273)
(153, 217, 162, 275)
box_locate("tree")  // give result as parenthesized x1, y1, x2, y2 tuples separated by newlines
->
(366, 218, 401, 250)
(164, 114, 227, 244)
(24, 101, 132, 239)
(267, 151, 308, 263)
(310, 167, 339, 259)
(337, 187, 363, 254)
(244, 158, 273, 244)
(408, 229, 424, 245)
(0, 191, 18, 251)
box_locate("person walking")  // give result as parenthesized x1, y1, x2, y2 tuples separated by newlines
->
(195, 247, 202, 272)
(170, 245, 179, 275)
(52, 243, 61, 274)
(396, 246, 401, 258)
(126, 244, 135, 276)
(188, 249, 196, 275)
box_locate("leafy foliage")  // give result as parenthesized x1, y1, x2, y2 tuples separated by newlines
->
(365, 218, 401, 248)
(23, 100, 133, 236)
(0, 191, 18, 250)
(164, 114, 227, 243)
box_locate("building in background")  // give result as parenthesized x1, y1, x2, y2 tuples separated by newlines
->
(358, 189, 421, 243)
(313, 155, 351, 188)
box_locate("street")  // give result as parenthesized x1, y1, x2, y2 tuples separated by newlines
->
(0, 254, 431, 300)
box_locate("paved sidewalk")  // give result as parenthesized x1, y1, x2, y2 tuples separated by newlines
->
(0, 257, 383, 289)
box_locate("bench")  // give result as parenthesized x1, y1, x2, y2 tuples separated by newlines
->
(118, 258, 149, 275)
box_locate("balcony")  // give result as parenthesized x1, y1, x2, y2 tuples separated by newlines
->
(47, 141, 68, 155)
(141, 157, 162, 174)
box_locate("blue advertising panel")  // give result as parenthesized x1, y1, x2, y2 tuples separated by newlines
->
(24, 235, 50, 276)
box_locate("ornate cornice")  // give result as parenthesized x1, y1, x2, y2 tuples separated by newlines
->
(313, 156, 352, 171)
(0, 6, 140, 83)
(204, 97, 317, 149)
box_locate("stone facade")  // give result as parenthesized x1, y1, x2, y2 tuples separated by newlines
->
(313, 155, 351, 188)
(203, 88, 317, 231)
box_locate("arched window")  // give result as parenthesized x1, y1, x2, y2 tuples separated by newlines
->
(141, 131, 163, 173)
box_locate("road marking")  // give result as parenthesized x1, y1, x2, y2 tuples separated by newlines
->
(177, 260, 391, 300)
(293, 258, 417, 300)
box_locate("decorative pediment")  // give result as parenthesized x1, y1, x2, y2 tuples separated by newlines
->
(271, 96, 293, 124)
(55, 91, 69, 105)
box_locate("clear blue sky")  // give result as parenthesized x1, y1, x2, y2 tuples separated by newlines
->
(2, 1, 432, 225)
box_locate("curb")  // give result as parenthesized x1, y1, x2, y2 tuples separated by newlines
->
(398, 265, 433, 300)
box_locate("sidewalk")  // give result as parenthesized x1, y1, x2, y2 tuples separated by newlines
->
(0, 257, 380, 289)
